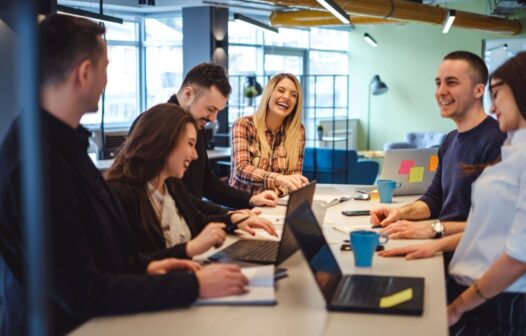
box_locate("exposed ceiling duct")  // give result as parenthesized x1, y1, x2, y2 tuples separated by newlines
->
(265, 0, 522, 35)
(270, 10, 399, 27)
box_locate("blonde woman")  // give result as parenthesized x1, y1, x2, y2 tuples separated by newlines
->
(230, 73, 308, 196)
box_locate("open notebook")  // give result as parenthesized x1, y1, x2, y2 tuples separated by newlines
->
(195, 265, 276, 305)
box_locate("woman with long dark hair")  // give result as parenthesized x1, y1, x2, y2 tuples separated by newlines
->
(380, 52, 526, 334)
(107, 103, 275, 258)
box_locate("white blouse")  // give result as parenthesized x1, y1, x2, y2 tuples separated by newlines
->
(147, 183, 192, 247)
(449, 128, 526, 292)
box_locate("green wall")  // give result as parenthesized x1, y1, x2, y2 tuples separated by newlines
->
(348, 2, 526, 150)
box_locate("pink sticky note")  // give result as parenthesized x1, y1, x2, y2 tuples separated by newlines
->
(398, 160, 415, 175)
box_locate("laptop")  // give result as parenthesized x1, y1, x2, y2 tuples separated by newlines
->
(287, 202, 425, 316)
(208, 181, 316, 265)
(381, 148, 439, 195)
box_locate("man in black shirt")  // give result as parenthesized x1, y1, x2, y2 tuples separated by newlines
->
(0, 15, 247, 335)
(130, 63, 278, 211)
(371, 51, 506, 239)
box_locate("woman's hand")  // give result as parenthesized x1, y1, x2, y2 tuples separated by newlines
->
(146, 258, 202, 275)
(186, 223, 227, 257)
(447, 301, 464, 327)
(275, 174, 309, 191)
(230, 212, 277, 237)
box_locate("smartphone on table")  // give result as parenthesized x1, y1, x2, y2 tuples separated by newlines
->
(341, 210, 370, 217)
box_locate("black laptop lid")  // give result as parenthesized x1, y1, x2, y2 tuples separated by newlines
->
(286, 201, 343, 303)
(276, 181, 316, 264)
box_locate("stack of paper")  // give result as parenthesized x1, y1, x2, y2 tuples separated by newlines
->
(195, 265, 276, 305)
(277, 194, 345, 207)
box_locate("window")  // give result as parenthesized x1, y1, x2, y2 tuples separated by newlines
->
(80, 20, 139, 127)
(79, 15, 184, 128)
(145, 17, 183, 107)
(228, 20, 351, 123)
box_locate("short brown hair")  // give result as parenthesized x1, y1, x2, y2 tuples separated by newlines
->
(443, 51, 488, 85)
(107, 103, 197, 183)
(39, 14, 106, 85)
(180, 63, 231, 98)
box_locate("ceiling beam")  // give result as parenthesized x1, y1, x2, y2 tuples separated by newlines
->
(263, 0, 521, 35)
(271, 10, 399, 27)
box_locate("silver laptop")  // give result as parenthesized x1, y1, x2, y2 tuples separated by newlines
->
(381, 148, 439, 195)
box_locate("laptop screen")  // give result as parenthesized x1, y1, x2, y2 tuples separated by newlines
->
(276, 181, 316, 263)
(286, 201, 343, 303)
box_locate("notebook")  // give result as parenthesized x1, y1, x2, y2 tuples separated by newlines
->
(207, 181, 316, 264)
(195, 265, 276, 305)
(381, 148, 439, 196)
(287, 202, 425, 316)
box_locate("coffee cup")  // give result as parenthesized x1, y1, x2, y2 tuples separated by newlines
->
(377, 179, 401, 203)
(350, 230, 388, 267)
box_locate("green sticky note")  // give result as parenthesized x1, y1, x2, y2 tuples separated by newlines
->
(408, 166, 424, 183)
(379, 288, 413, 308)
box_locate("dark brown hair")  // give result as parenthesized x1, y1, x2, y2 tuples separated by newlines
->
(180, 63, 231, 98)
(460, 52, 526, 175)
(444, 51, 488, 85)
(39, 14, 106, 85)
(107, 103, 197, 183)
(489, 51, 526, 121)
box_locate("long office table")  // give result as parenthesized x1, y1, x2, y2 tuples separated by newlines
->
(71, 184, 447, 336)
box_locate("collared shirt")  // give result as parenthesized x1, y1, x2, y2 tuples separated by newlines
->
(147, 182, 192, 247)
(229, 116, 305, 196)
(449, 128, 526, 292)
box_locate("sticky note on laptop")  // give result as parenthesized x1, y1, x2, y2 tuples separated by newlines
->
(398, 160, 415, 175)
(428, 155, 439, 172)
(408, 166, 424, 183)
(379, 288, 413, 308)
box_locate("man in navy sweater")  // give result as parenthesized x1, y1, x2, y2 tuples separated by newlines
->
(371, 51, 506, 240)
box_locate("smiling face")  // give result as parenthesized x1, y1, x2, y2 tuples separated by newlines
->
(266, 77, 299, 123)
(434, 59, 485, 121)
(165, 123, 198, 179)
(490, 79, 525, 132)
(181, 85, 228, 129)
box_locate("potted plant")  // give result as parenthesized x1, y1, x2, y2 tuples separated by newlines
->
(317, 124, 324, 140)
(243, 75, 263, 106)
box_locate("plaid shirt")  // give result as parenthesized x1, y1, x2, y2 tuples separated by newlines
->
(229, 116, 305, 196)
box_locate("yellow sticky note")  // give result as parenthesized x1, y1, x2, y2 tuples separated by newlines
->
(408, 166, 424, 183)
(379, 288, 413, 308)
(428, 155, 439, 172)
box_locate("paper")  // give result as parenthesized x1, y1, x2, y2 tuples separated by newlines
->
(408, 166, 425, 183)
(277, 194, 345, 207)
(332, 222, 380, 235)
(428, 155, 439, 172)
(379, 288, 413, 308)
(398, 160, 415, 175)
(259, 214, 285, 225)
(195, 265, 276, 305)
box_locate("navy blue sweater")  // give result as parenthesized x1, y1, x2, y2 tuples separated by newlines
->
(419, 117, 506, 221)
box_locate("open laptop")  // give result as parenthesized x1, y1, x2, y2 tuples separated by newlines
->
(381, 148, 439, 195)
(287, 201, 425, 316)
(208, 181, 316, 265)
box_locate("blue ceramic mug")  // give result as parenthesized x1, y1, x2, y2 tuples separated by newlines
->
(350, 230, 389, 267)
(377, 179, 401, 203)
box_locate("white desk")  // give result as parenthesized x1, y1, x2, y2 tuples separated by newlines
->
(71, 184, 447, 336)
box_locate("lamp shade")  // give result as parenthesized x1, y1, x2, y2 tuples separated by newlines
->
(370, 75, 388, 95)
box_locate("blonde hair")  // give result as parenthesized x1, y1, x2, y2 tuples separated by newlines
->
(253, 73, 303, 172)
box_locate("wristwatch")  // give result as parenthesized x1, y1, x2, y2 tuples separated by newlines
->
(431, 221, 445, 239)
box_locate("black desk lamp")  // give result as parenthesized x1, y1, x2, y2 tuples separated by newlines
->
(367, 75, 388, 150)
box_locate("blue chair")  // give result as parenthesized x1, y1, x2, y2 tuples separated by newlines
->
(303, 148, 378, 185)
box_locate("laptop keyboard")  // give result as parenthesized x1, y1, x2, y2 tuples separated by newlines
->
(334, 275, 393, 306)
(216, 240, 278, 263)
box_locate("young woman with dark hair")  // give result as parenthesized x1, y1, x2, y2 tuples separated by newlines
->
(108, 103, 276, 258)
(380, 52, 526, 334)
